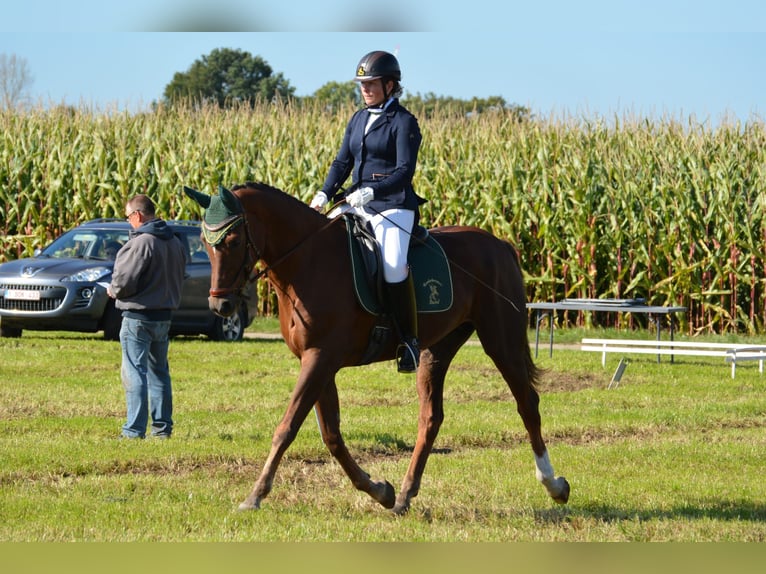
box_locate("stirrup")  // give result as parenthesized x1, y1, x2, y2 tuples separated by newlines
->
(396, 340, 420, 373)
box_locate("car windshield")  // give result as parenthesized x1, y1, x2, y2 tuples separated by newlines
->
(40, 228, 130, 260)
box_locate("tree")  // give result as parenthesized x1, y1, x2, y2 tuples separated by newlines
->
(311, 81, 360, 110)
(0, 53, 33, 110)
(163, 48, 295, 107)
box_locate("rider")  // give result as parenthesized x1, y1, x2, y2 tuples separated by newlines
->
(310, 50, 425, 373)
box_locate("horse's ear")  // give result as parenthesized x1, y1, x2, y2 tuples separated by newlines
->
(184, 186, 211, 209)
(219, 185, 242, 213)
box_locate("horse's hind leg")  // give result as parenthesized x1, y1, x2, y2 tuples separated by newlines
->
(514, 379, 570, 504)
(314, 377, 396, 509)
(394, 324, 473, 515)
(478, 327, 570, 504)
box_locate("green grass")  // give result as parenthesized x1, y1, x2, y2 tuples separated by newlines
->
(1, 328, 765, 541)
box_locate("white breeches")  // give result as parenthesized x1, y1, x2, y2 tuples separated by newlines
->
(352, 207, 415, 283)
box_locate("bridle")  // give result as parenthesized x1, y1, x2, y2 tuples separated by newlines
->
(203, 213, 262, 299)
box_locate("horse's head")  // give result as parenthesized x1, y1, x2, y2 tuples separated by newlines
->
(184, 184, 258, 318)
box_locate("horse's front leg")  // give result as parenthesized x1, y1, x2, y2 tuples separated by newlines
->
(394, 349, 446, 515)
(237, 357, 327, 511)
(314, 377, 395, 509)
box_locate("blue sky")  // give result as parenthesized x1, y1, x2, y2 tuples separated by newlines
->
(1, 1, 764, 124)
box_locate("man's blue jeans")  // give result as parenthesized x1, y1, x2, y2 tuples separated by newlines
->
(119, 317, 173, 438)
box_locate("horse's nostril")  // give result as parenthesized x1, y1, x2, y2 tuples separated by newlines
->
(209, 296, 235, 317)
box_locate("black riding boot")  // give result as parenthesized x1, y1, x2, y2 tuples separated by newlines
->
(386, 275, 420, 373)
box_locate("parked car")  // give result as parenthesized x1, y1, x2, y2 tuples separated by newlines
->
(0, 219, 257, 341)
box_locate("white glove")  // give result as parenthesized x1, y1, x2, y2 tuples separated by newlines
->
(309, 192, 328, 210)
(346, 187, 374, 208)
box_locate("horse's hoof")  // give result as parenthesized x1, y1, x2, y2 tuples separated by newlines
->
(552, 477, 570, 504)
(237, 498, 261, 511)
(372, 480, 396, 509)
(391, 493, 411, 516)
(392, 502, 410, 516)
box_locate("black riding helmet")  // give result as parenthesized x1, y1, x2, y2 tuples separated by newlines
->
(354, 51, 401, 82)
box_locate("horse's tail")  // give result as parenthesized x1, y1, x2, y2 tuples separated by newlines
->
(524, 329, 543, 389)
(505, 239, 543, 390)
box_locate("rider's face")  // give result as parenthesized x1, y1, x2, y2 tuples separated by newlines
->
(359, 79, 389, 107)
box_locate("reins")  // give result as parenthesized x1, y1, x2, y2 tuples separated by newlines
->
(250, 213, 343, 282)
(218, 203, 345, 298)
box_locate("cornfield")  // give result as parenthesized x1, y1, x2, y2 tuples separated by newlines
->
(2, 101, 765, 334)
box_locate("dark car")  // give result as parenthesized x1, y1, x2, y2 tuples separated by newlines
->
(0, 219, 257, 341)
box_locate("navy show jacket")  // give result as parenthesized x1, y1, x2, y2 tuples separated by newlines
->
(320, 99, 426, 213)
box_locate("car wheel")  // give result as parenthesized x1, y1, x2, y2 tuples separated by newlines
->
(101, 301, 123, 341)
(0, 324, 22, 337)
(210, 305, 247, 341)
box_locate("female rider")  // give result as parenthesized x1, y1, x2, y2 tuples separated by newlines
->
(310, 50, 425, 373)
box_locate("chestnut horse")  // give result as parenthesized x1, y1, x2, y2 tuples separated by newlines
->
(184, 182, 569, 514)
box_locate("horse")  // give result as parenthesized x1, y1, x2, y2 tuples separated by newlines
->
(184, 182, 570, 514)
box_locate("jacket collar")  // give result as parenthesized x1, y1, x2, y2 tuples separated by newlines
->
(367, 97, 396, 114)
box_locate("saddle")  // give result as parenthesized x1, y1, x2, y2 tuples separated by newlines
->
(342, 213, 453, 365)
(343, 213, 453, 316)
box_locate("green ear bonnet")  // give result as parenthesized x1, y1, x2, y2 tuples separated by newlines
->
(183, 185, 243, 246)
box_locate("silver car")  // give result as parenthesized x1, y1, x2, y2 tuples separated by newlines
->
(0, 219, 257, 341)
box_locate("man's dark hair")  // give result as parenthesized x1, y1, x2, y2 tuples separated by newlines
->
(127, 194, 156, 217)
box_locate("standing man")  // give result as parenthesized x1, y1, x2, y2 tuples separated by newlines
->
(108, 194, 186, 439)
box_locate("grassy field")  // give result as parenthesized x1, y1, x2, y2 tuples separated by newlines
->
(1, 321, 765, 542)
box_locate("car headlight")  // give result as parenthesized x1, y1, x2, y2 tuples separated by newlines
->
(62, 267, 112, 282)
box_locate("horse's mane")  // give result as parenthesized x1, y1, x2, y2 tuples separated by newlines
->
(231, 181, 329, 224)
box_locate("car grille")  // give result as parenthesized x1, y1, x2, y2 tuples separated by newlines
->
(0, 284, 67, 312)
